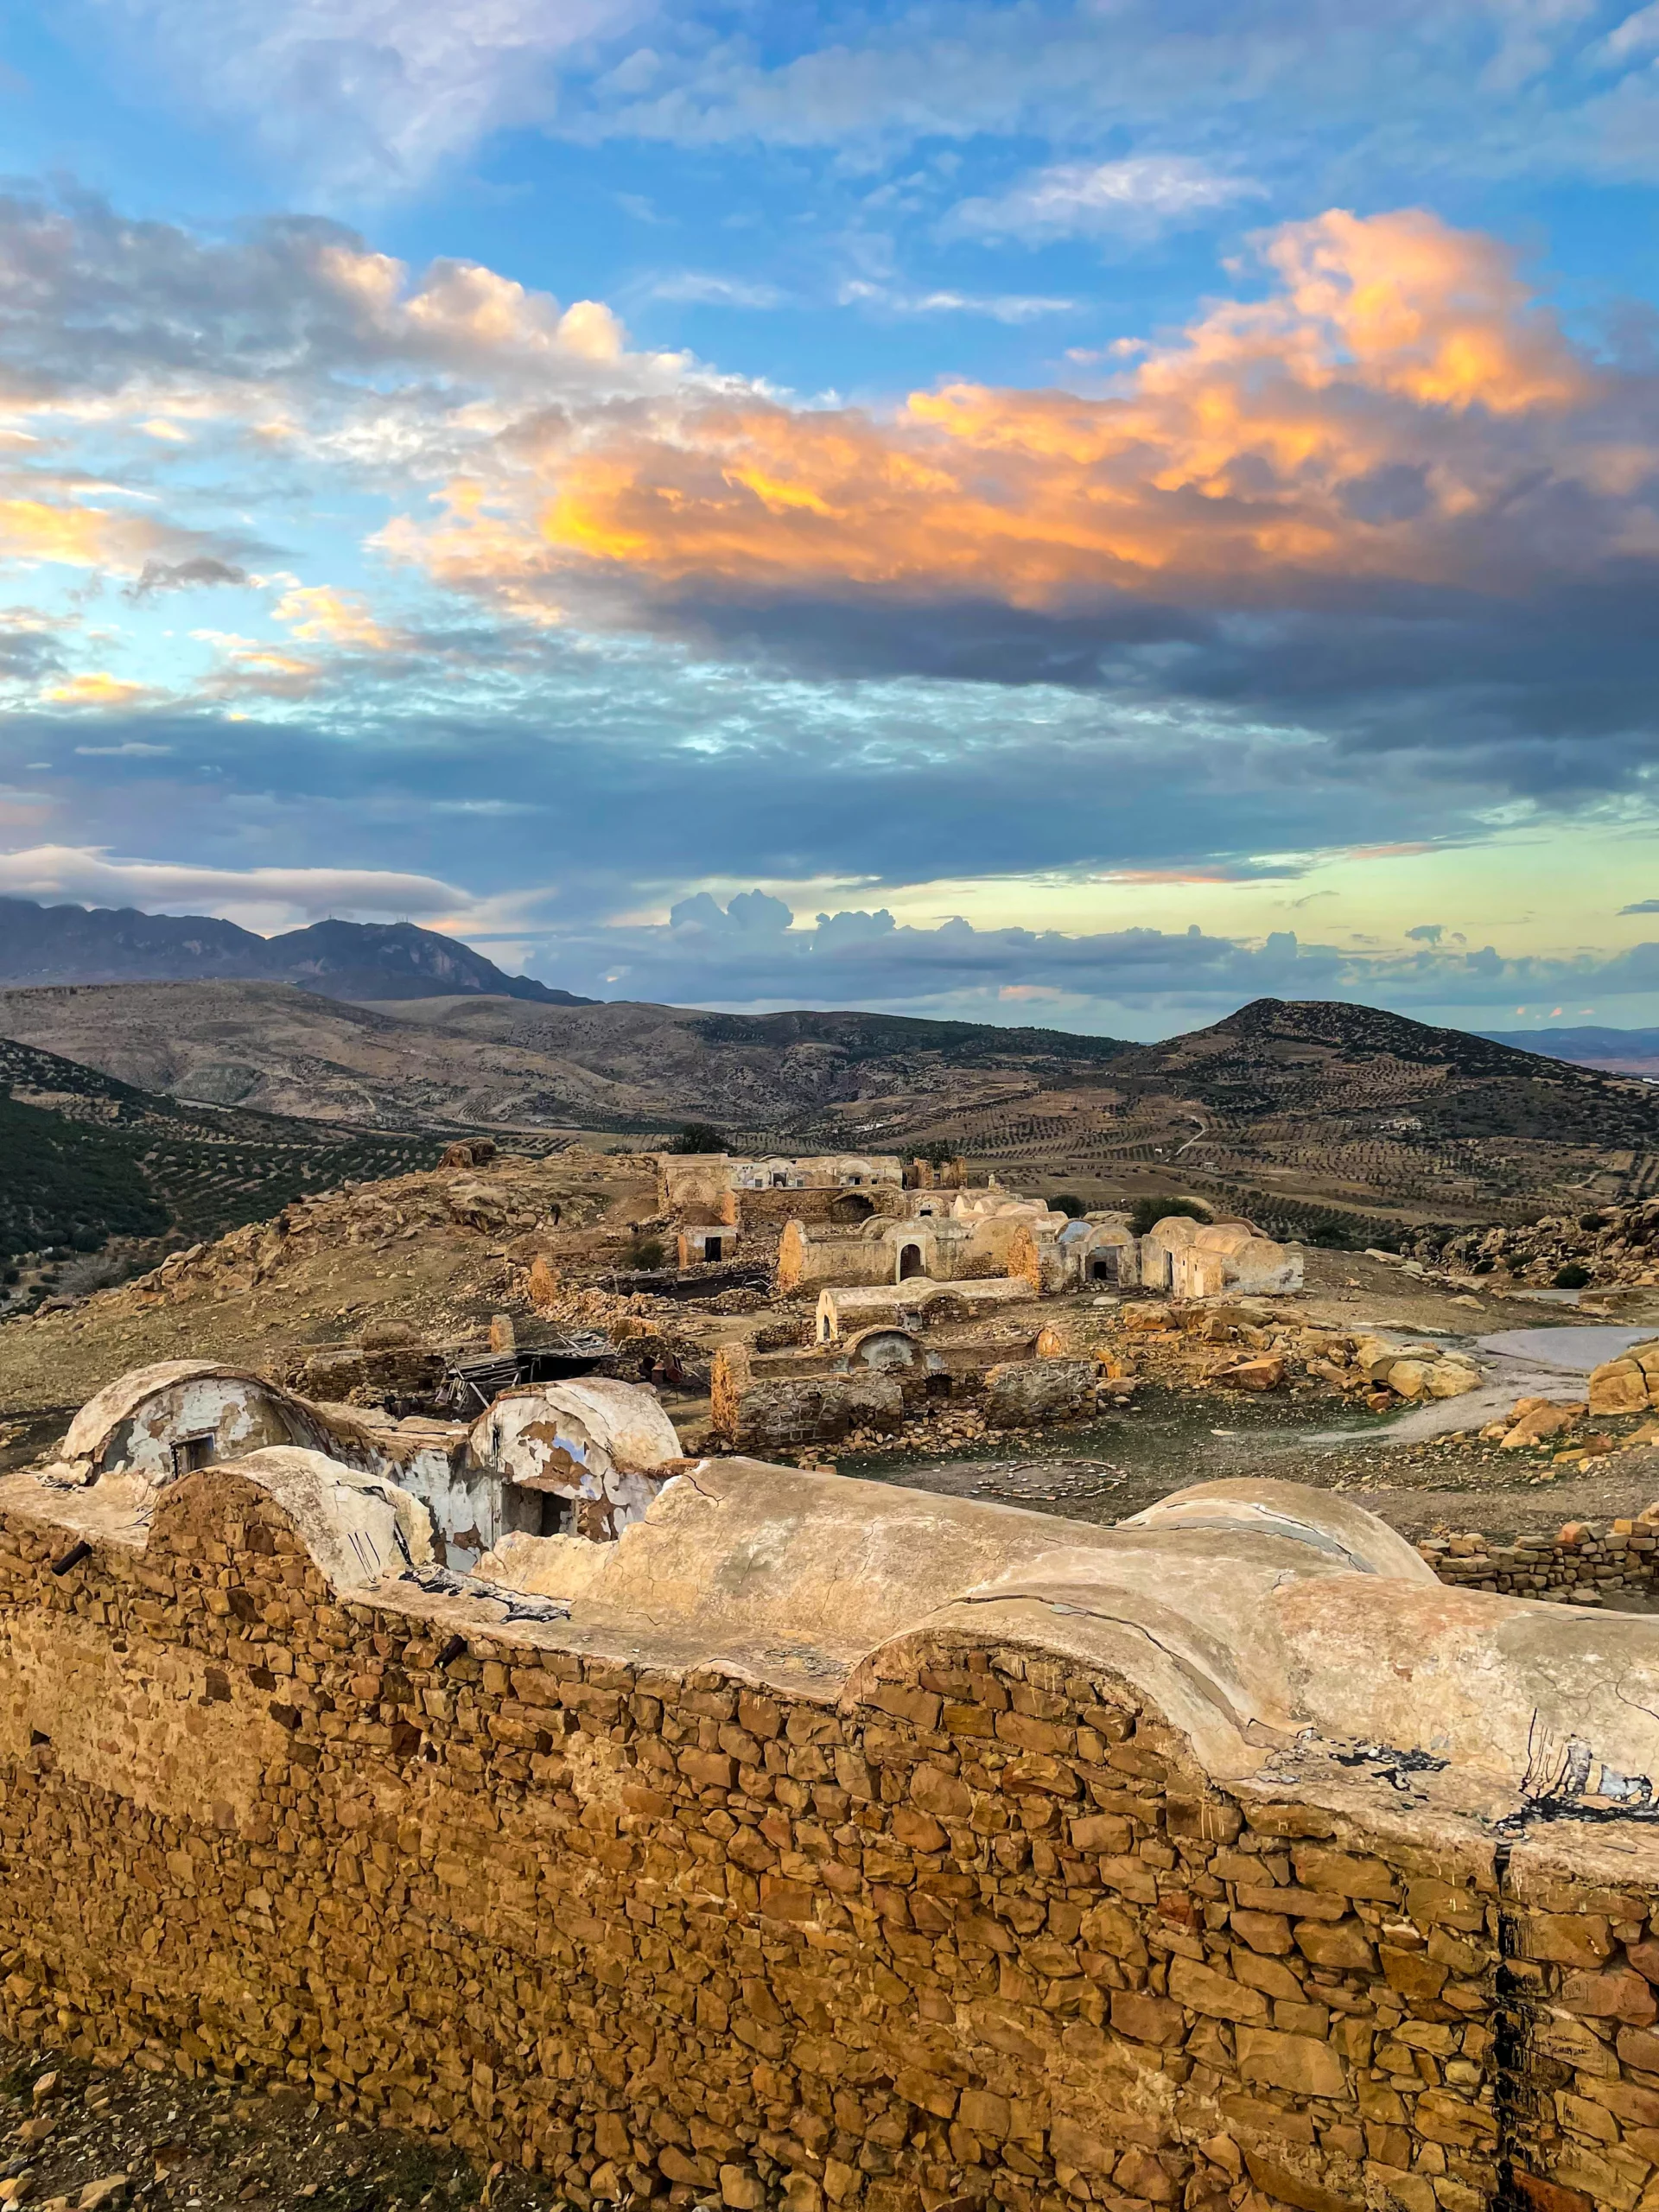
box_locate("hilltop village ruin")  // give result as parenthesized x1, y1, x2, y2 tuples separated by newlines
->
(10, 1141, 1659, 2212)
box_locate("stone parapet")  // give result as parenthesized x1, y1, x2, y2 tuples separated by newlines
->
(1420, 1516, 1659, 1606)
(0, 1462, 1658, 2212)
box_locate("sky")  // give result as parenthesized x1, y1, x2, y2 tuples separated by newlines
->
(2, 2, 1659, 1039)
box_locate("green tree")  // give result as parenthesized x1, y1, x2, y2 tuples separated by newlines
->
(671, 1123, 727, 1155)
(1128, 1195, 1211, 1238)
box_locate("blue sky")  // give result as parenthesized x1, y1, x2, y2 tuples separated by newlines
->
(2, 0, 1658, 1036)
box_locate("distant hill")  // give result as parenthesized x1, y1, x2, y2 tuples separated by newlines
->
(0, 982, 1135, 1132)
(1482, 1026, 1659, 1077)
(0, 1033, 441, 1263)
(1101, 998, 1659, 1143)
(880, 996, 1659, 1230)
(0, 897, 594, 1005)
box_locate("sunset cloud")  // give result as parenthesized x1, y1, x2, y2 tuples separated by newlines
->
(372, 208, 1623, 640)
(272, 583, 399, 651)
(0, 844, 481, 929)
(43, 672, 153, 708)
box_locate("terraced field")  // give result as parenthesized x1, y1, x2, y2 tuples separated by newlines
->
(0, 1037, 442, 1262)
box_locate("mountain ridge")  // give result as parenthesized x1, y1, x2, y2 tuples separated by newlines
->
(0, 897, 593, 1006)
(1482, 1025, 1659, 1076)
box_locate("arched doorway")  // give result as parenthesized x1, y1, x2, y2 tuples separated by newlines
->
(898, 1243, 925, 1280)
(830, 1191, 876, 1224)
(1089, 1249, 1119, 1283)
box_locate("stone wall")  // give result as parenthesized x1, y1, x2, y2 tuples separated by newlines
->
(1418, 1516, 1659, 1606)
(710, 1344, 1090, 1452)
(983, 1358, 1098, 1427)
(4, 1468, 1659, 2212)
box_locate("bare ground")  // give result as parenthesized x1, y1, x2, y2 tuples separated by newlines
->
(0, 2044, 563, 2212)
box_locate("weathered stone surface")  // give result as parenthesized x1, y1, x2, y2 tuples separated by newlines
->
(4, 1455, 1659, 2212)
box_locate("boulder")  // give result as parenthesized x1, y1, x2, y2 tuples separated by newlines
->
(1386, 1359, 1432, 1401)
(1218, 1356, 1287, 1392)
(1501, 1402, 1577, 1448)
(1589, 1359, 1654, 1415)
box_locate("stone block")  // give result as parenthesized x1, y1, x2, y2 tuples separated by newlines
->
(1235, 2027, 1347, 2100)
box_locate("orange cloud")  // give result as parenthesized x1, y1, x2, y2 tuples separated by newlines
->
(272, 584, 398, 651)
(193, 631, 324, 698)
(43, 672, 151, 708)
(0, 498, 141, 570)
(386, 208, 1619, 622)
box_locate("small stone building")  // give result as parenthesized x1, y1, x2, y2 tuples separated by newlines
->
(815, 1276, 1033, 1342)
(40, 1359, 684, 1570)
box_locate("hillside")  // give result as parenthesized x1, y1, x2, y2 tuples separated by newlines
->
(0, 982, 1133, 1132)
(1484, 1026, 1659, 1077)
(0, 1034, 441, 1268)
(4, 983, 1656, 1236)
(0, 897, 592, 1005)
(869, 997, 1659, 1232)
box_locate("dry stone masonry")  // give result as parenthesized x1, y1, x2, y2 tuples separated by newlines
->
(3, 1449, 1659, 2212)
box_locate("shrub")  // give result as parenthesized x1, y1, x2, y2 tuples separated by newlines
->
(671, 1123, 726, 1155)
(621, 1236, 666, 1271)
(1307, 1218, 1359, 1249)
(1579, 1211, 1606, 1232)
(1554, 1262, 1592, 1289)
(1052, 1194, 1087, 1218)
(913, 1139, 961, 1170)
(1128, 1195, 1211, 1238)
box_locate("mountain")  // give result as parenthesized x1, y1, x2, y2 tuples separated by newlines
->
(875, 995, 1659, 1233)
(0, 1033, 440, 1266)
(0, 897, 594, 1005)
(0, 982, 1134, 1132)
(3, 986, 1656, 1239)
(1103, 997, 1659, 1141)
(1482, 1026, 1659, 1078)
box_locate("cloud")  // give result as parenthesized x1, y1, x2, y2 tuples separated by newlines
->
(386, 207, 1603, 653)
(1621, 899, 1659, 914)
(81, 0, 652, 193)
(837, 281, 1077, 322)
(2, 187, 1656, 938)
(45, 672, 154, 709)
(524, 894, 1659, 1024)
(272, 583, 399, 650)
(73, 740, 172, 755)
(1406, 923, 1445, 944)
(950, 156, 1263, 242)
(0, 842, 482, 929)
(13, 853, 1659, 1023)
(648, 274, 789, 309)
(192, 633, 325, 698)
(127, 556, 251, 597)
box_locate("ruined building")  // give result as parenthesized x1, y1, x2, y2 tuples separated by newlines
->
(42, 1357, 684, 1567)
(1, 1435, 1656, 2212)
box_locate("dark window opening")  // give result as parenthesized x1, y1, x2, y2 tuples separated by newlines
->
(505, 1485, 574, 1539)
(171, 1434, 216, 1477)
(704, 1235, 722, 1262)
(1089, 1250, 1120, 1283)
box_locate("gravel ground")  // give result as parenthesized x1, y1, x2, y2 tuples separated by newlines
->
(0, 2046, 565, 2212)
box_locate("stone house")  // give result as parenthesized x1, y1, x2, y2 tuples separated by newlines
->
(41, 1359, 684, 1570)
